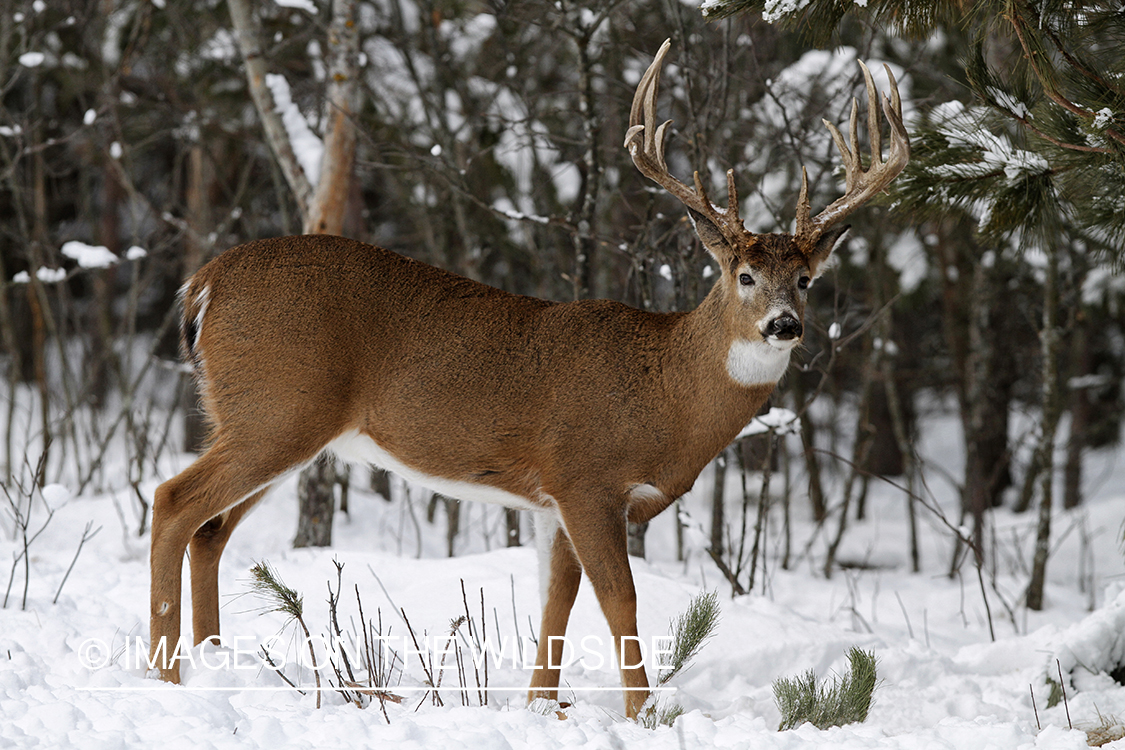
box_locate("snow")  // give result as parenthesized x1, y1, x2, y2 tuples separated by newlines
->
(885, 233, 927, 294)
(988, 88, 1030, 120)
(265, 74, 324, 187)
(761, 0, 812, 22)
(737, 407, 800, 438)
(40, 483, 73, 511)
(61, 241, 119, 269)
(12, 267, 66, 284)
(2, 389, 1124, 748)
(701, 0, 812, 22)
(18, 51, 45, 67)
(931, 106, 1049, 186)
(274, 0, 318, 12)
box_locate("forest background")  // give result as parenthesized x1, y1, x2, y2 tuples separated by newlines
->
(2, 0, 1124, 610)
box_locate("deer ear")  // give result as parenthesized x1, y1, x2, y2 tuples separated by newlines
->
(688, 208, 735, 268)
(808, 224, 849, 278)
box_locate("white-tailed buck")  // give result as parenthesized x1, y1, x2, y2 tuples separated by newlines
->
(149, 40, 908, 718)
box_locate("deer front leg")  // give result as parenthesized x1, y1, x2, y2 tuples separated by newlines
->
(555, 495, 650, 719)
(528, 513, 582, 706)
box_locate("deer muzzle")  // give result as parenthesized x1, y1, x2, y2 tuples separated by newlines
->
(763, 314, 803, 342)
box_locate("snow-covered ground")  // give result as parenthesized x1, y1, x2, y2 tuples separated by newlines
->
(2, 405, 1124, 749)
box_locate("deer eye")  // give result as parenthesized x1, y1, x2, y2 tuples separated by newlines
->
(739, 273, 754, 286)
(798, 276, 810, 290)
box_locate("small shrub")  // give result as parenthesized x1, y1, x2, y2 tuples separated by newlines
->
(773, 647, 878, 731)
(1084, 709, 1125, 747)
(639, 590, 721, 729)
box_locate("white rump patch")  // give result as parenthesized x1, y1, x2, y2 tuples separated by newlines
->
(726, 338, 793, 386)
(193, 285, 211, 352)
(326, 430, 542, 512)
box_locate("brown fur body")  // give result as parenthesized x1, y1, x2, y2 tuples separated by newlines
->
(150, 234, 800, 718)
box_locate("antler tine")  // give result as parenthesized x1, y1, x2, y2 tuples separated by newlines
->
(795, 166, 811, 234)
(796, 60, 911, 243)
(653, 119, 672, 174)
(881, 63, 909, 169)
(860, 61, 882, 169)
(726, 169, 741, 224)
(692, 171, 713, 208)
(625, 40, 742, 235)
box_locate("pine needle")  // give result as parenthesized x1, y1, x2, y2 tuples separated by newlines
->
(774, 647, 879, 731)
(248, 561, 304, 621)
(658, 590, 721, 686)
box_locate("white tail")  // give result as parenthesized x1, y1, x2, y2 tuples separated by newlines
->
(149, 40, 908, 719)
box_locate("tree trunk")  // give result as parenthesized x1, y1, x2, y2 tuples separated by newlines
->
(30, 145, 50, 485)
(865, 386, 907, 477)
(791, 373, 826, 522)
(569, 30, 600, 301)
(1063, 316, 1091, 509)
(89, 159, 122, 411)
(1026, 244, 1062, 611)
(961, 260, 995, 565)
(445, 497, 460, 557)
(505, 509, 521, 547)
(710, 447, 729, 557)
(304, 0, 360, 236)
(294, 455, 335, 548)
(370, 467, 392, 501)
(825, 343, 878, 578)
(627, 521, 648, 559)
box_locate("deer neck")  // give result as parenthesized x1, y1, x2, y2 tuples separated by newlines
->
(668, 284, 788, 440)
(677, 282, 792, 381)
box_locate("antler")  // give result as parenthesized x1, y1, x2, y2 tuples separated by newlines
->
(624, 40, 745, 239)
(794, 61, 910, 244)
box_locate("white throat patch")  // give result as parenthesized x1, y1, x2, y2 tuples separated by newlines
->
(726, 338, 793, 386)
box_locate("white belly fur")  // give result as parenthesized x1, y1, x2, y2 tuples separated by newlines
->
(327, 429, 543, 512)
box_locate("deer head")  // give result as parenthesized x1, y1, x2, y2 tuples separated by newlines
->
(624, 40, 910, 366)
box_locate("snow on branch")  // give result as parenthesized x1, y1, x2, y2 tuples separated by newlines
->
(266, 74, 324, 190)
(736, 407, 800, 439)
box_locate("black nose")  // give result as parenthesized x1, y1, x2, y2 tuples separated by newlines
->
(764, 315, 802, 340)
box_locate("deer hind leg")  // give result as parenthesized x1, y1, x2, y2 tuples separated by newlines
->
(188, 489, 268, 647)
(527, 512, 581, 706)
(149, 437, 321, 683)
(554, 494, 650, 719)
